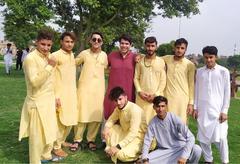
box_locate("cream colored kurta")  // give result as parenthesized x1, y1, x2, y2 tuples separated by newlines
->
(134, 56, 166, 124)
(51, 49, 78, 126)
(105, 101, 147, 163)
(19, 49, 57, 144)
(163, 55, 195, 123)
(75, 49, 108, 122)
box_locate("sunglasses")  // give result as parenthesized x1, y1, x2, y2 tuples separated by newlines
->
(92, 38, 102, 43)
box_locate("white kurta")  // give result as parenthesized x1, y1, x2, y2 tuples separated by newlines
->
(194, 64, 230, 144)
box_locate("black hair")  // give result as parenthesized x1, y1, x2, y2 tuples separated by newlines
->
(144, 36, 157, 45)
(90, 31, 103, 40)
(109, 86, 126, 101)
(119, 34, 132, 44)
(60, 32, 76, 41)
(175, 38, 188, 47)
(153, 96, 168, 106)
(37, 28, 54, 41)
(202, 46, 218, 56)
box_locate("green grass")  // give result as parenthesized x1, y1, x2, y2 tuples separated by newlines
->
(0, 64, 240, 163)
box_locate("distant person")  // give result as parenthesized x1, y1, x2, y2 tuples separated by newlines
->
(50, 32, 78, 158)
(163, 38, 195, 124)
(3, 43, 13, 74)
(70, 32, 108, 151)
(102, 87, 147, 163)
(193, 46, 230, 164)
(21, 47, 30, 62)
(18, 29, 62, 163)
(15, 49, 23, 70)
(140, 96, 201, 164)
(134, 36, 166, 124)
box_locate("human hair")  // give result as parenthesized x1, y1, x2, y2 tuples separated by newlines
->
(175, 38, 188, 47)
(202, 46, 218, 56)
(36, 28, 54, 41)
(90, 31, 103, 40)
(119, 34, 132, 44)
(144, 36, 157, 45)
(109, 86, 126, 101)
(7, 43, 12, 47)
(60, 32, 76, 41)
(153, 96, 168, 106)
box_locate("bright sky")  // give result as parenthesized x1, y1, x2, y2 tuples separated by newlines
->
(146, 0, 240, 56)
(0, 0, 239, 56)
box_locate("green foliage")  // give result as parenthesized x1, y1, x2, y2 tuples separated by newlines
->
(227, 55, 240, 69)
(157, 40, 175, 56)
(1, 0, 203, 52)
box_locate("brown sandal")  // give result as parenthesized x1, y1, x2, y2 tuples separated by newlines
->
(87, 141, 97, 151)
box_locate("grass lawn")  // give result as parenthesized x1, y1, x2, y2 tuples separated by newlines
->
(0, 64, 240, 163)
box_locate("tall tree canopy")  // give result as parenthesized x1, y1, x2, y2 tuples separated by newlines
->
(0, 0, 203, 52)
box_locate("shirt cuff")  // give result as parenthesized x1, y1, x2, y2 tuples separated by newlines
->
(221, 108, 228, 114)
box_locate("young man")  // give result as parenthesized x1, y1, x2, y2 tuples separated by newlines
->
(141, 96, 201, 164)
(51, 32, 78, 157)
(104, 34, 136, 120)
(18, 29, 60, 163)
(3, 43, 13, 74)
(193, 46, 230, 164)
(163, 38, 195, 124)
(102, 87, 147, 163)
(134, 36, 166, 124)
(71, 32, 108, 151)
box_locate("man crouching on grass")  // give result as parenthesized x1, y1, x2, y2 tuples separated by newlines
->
(102, 86, 147, 163)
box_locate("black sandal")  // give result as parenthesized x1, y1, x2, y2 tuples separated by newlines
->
(87, 141, 97, 151)
(69, 141, 82, 152)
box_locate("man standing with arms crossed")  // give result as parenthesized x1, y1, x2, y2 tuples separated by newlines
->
(134, 36, 166, 124)
(19, 29, 60, 163)
(51, 32, 78, 157)
(163, 38, 195, 124)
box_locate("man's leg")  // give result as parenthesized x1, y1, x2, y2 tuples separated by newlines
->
(73, 122, 86, 142)
(214, 138, 229, 163)
(29, 108, 52, 164)
(87, 122, 101, 142)
(188, 144, 202, 163)
(200, 142, 213, 162)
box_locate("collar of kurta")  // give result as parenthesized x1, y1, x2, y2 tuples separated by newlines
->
(35, 49, 50, 59)
(60, 48, 72, 55)
(157, 112, 168, 121)
(204, 64, 218, 70)
(173, 55, 186, 63)
(119, 51, 132, 59)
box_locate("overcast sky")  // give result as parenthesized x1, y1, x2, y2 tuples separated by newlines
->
(146, 0, 240, 56)
(0, 0, 239, 56)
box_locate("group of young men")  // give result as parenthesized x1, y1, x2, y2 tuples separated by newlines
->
(18, 28, 230, 164)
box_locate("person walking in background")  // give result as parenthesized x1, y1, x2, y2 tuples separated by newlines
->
(163, 38, 195, 124)
(3, 43, 13, 74)
(15, 49, 23, 70)
(21, 47, 30, 63)
(193, 46, 230, 164)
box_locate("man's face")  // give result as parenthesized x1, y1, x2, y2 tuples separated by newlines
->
(153, 102, 167, 119)
(174, 43, 187, 58)
(145, 42, 157, 56)
(61, 36, 75, 53)
(204, 53, 217, 69)
(36, 39, 53, 55)
(90, 34, 103, 50)
(114, 94, 128, 109)
(119, 39, 131, 55)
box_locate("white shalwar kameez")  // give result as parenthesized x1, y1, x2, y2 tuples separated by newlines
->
(194, 64, 230, 163)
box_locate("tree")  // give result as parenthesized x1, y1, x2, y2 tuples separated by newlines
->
(227, 55, 240, 69)
(1, 0, 203, 52)
(157, 40, 175, 56)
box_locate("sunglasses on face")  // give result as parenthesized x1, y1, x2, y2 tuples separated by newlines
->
(92, 38, 102, 43)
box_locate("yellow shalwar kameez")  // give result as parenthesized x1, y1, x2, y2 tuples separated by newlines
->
(51, 49, 78, 149)
(163, 55, 195, 123)
(105, 101, 147, 163)
(74, 49, 108, 142)
(19, 49, 57, 164)
(134, 56, 166, 124)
